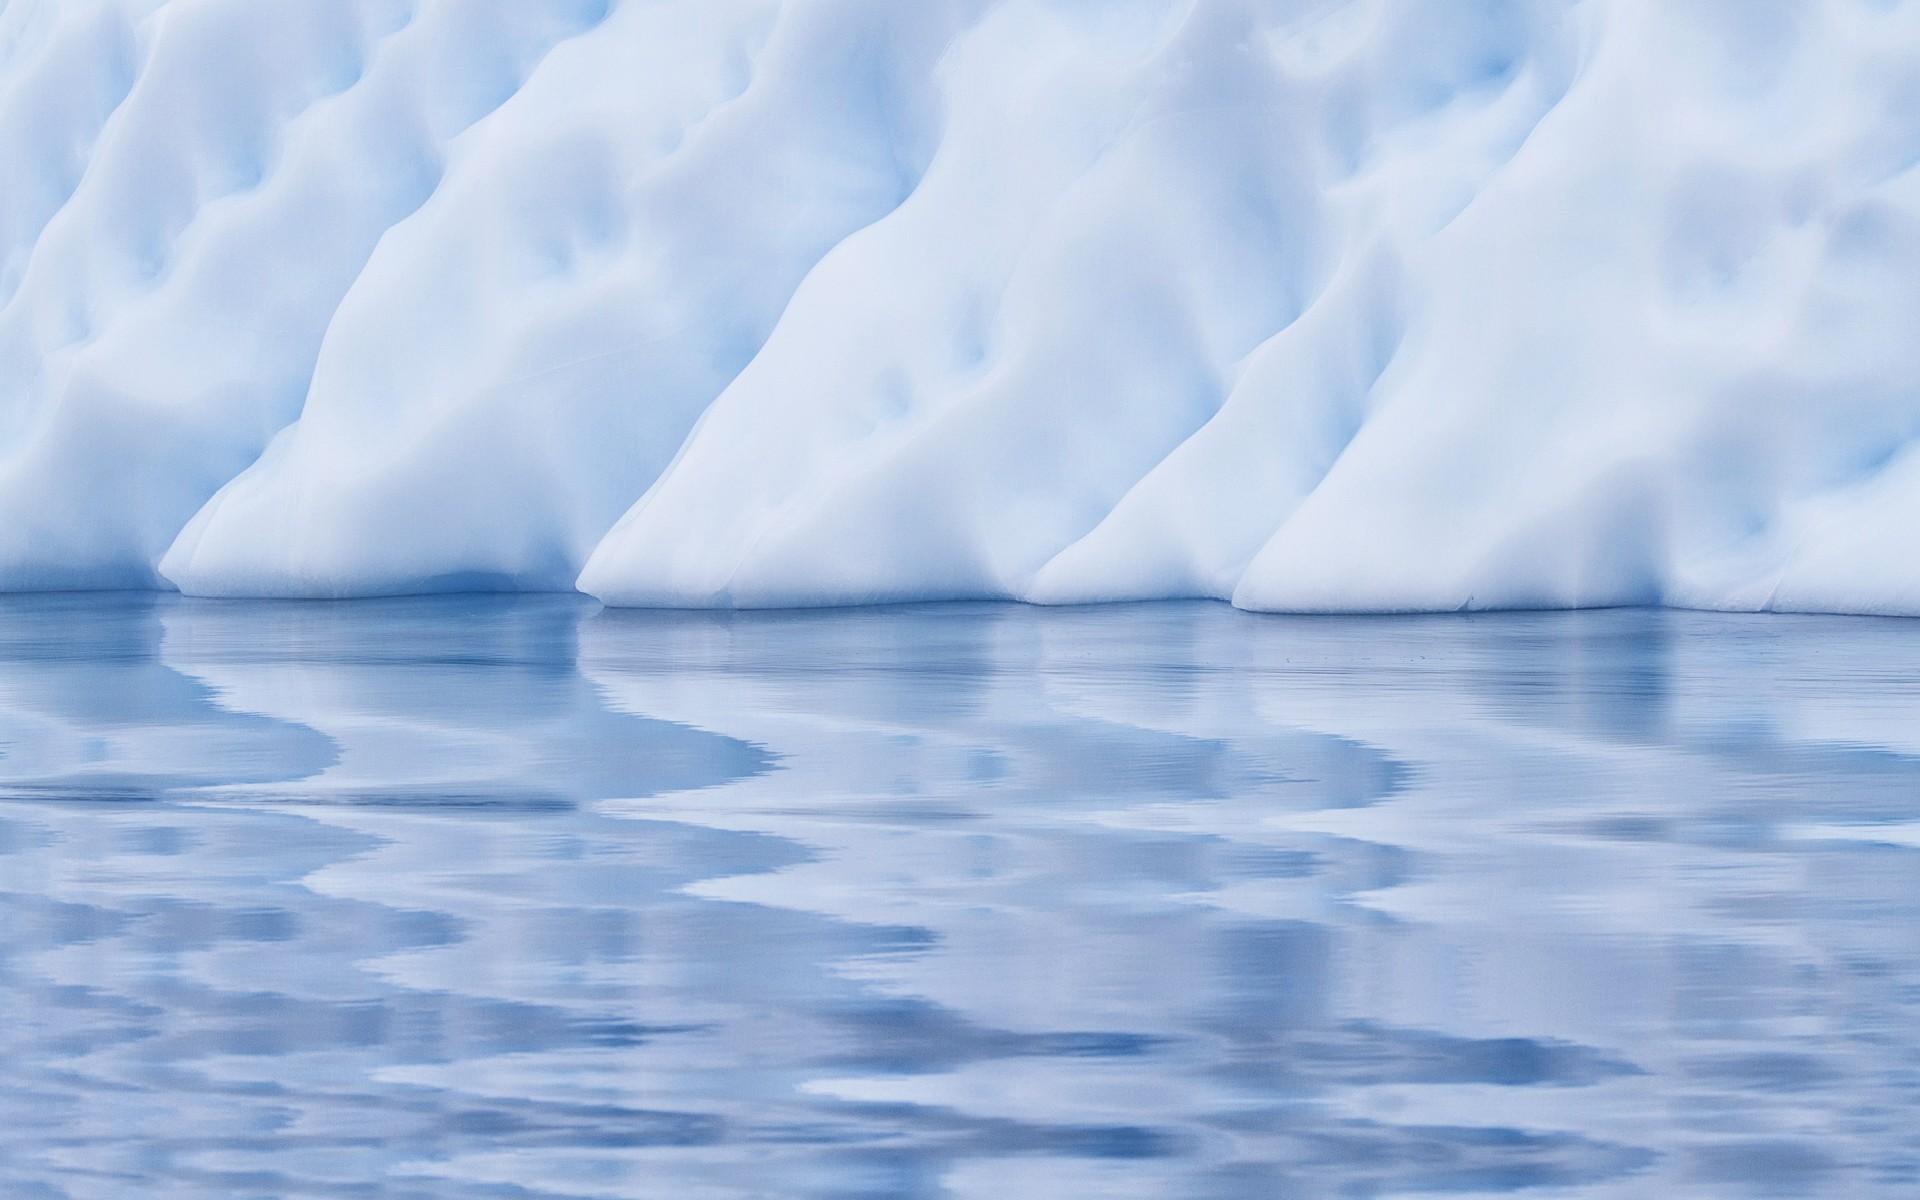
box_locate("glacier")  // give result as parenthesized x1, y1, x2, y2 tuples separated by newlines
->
(4, 0, 1920, 611)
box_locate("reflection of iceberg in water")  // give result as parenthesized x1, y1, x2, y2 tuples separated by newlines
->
(0, 593, 334, 797)
(0, 597, 1916, 1197)
(157, 594, 770, 807)
(573, 604, 1920, 1198)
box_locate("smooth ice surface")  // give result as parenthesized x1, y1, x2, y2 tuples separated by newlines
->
(3, 596, 1920, 1197)
(3, 1, 1920, 610)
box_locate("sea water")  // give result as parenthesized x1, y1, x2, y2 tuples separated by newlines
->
(0, 595, 1915, 1198)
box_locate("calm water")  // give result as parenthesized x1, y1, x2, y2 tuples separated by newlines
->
(0, 595, 1916, 1199)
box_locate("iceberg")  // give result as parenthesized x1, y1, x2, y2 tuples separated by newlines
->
(2, 0, 1918, 612)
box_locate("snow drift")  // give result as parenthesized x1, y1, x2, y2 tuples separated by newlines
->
(4, 0, 1920, 612)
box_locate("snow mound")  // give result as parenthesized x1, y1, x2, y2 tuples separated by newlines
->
(4, 0, 1919, 612)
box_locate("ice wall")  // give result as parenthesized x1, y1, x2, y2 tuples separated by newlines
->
(4, 0, 1919, 612)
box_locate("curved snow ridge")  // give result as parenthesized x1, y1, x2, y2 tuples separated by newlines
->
(5, 0, 1920, 614)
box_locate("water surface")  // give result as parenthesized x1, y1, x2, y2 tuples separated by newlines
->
(1, 595, 1916, 1198)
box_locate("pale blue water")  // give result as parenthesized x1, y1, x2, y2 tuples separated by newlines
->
(1, 595, 1916, 1199)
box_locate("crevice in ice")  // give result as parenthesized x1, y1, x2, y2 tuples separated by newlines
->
(0, 9, 141, 312)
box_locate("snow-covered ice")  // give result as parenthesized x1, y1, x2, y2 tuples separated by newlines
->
(4, 0, 1919, 611)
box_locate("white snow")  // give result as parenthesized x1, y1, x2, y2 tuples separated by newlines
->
(3, 0, 1919, 612)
